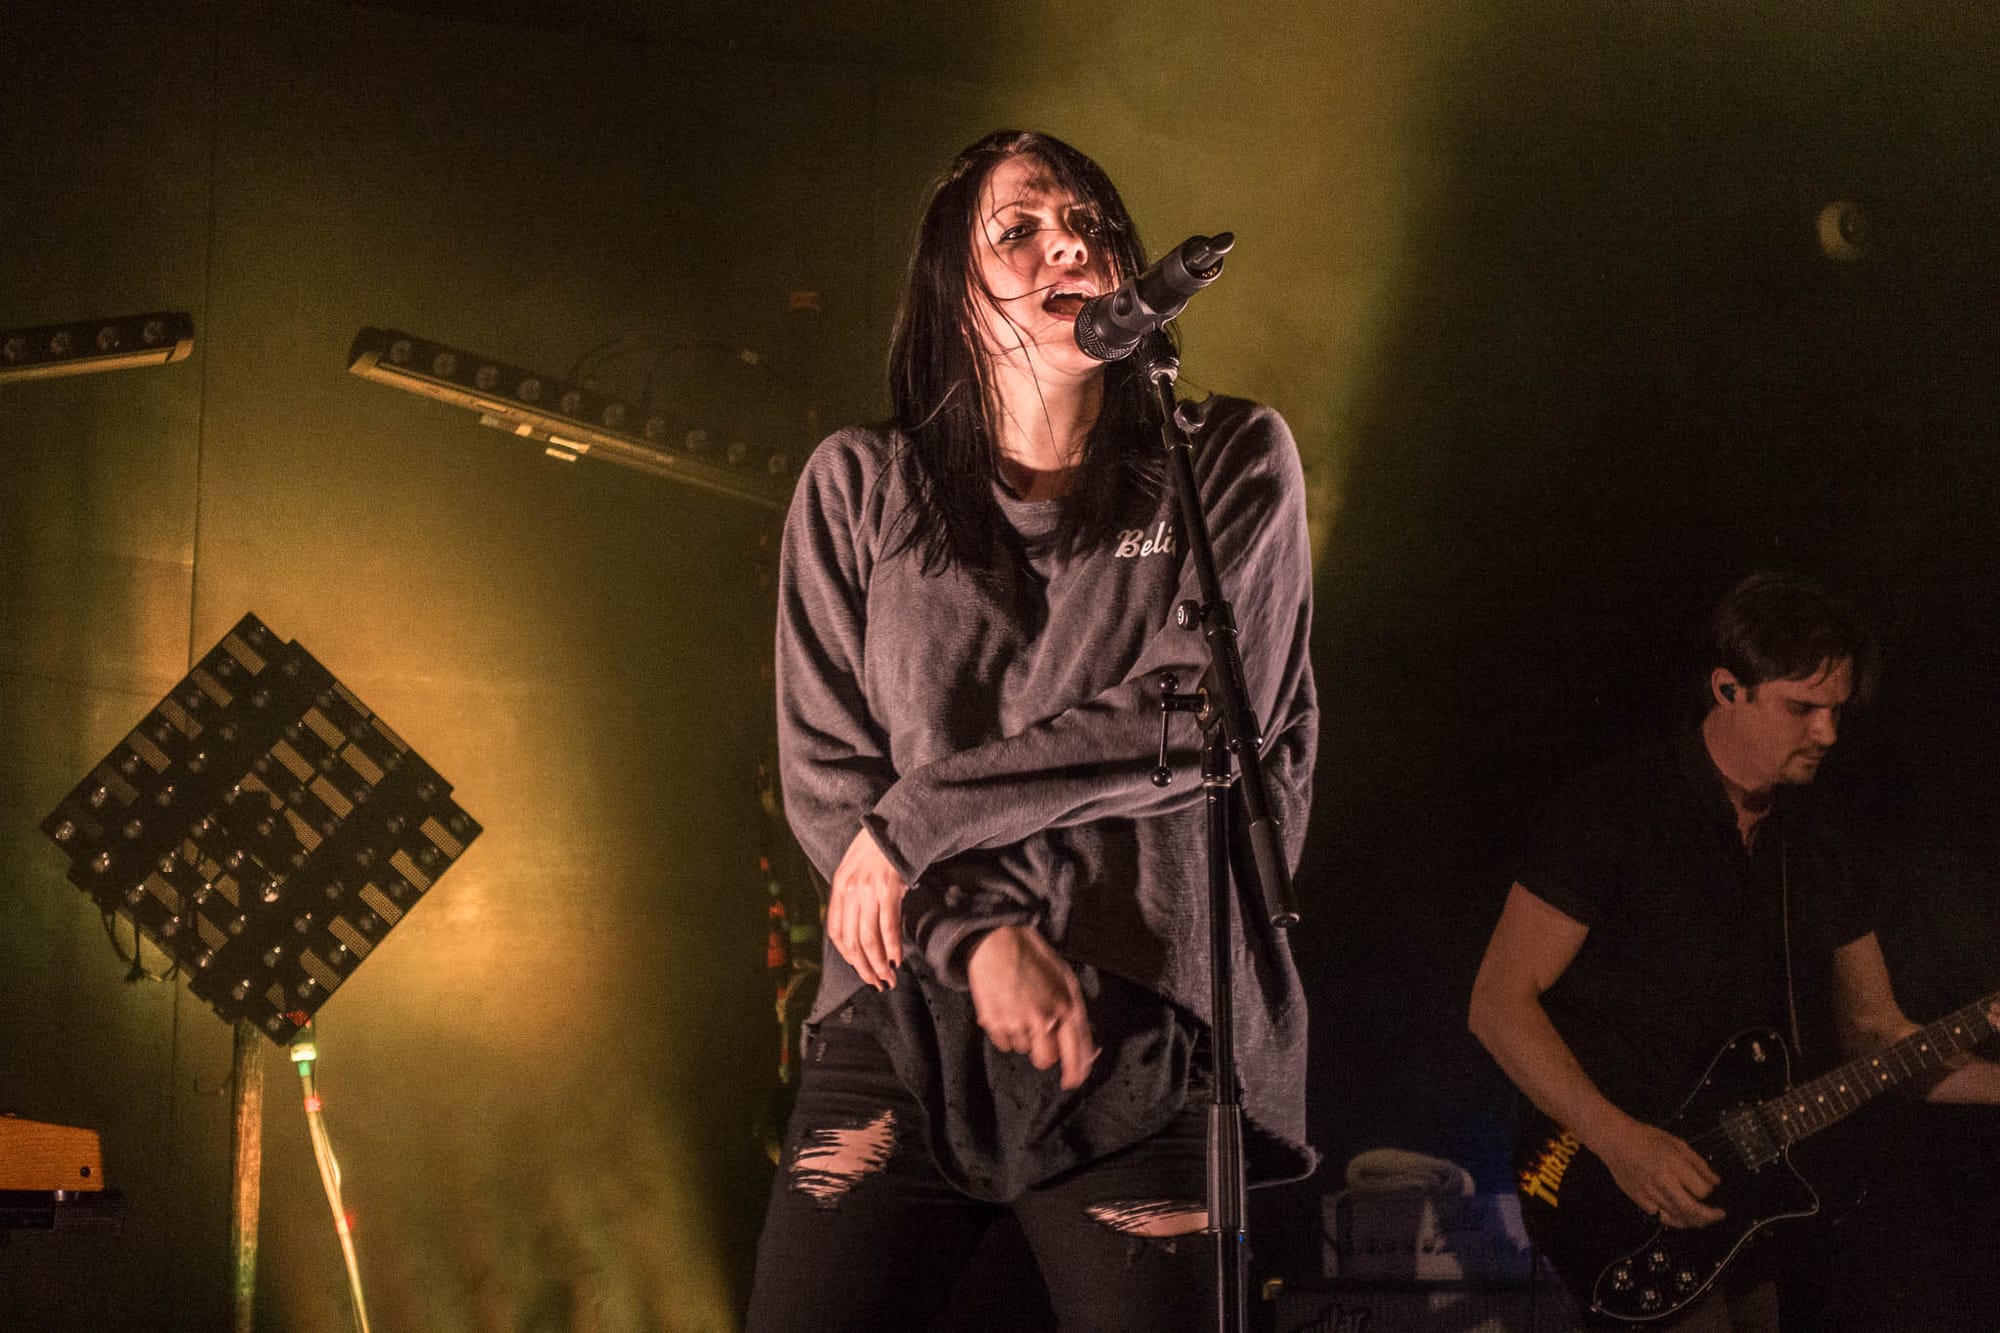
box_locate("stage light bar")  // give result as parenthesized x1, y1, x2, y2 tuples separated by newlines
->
(0, 312, 193, 384)
(41, 613, 481, 1045)
(348, 327, 795, 510)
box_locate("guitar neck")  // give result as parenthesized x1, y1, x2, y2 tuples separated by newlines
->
(1764, 990, 1999, 1146)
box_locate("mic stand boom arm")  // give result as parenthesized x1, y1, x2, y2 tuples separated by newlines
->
(1142, 345, 1299, 931)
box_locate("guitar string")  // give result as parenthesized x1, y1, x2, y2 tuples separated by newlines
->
(1674, 1006, 1982, 1160)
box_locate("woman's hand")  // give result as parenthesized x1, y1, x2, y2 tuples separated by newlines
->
(966, 925, 1098, 1090)
(828, 827, 907, 989)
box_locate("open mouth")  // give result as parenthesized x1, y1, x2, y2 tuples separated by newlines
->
(1042, 286, 1093, 320)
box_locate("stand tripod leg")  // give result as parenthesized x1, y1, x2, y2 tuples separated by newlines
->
(230, 1018, 263, 1333)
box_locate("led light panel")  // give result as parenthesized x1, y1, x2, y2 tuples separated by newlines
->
(41, 614, 481, 1043)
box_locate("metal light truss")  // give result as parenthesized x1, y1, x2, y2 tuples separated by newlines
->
(0, 311, 194, 384)
(348, 326, 796, 510)
(41, 614, 480, 1044)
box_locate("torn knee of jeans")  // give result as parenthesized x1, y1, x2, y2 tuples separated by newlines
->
(787, 1109, 896, 1207)
(1086, 1198, 1209, 1238)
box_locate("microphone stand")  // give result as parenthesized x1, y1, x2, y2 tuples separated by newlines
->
(1139, 340, 1299, 1333)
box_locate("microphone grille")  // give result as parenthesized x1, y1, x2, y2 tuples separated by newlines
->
(1073, 309, 1135, 362)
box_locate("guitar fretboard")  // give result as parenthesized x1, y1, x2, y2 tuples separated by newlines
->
(1763, 990, 1999, 1145)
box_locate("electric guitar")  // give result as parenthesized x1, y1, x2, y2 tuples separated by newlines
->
(1513, 989, 2000, 1323)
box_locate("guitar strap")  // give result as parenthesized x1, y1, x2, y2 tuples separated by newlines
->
(1780, 832, 1803, 1056)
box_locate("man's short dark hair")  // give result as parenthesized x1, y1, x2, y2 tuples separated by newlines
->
(1706, 570, 1877, 706)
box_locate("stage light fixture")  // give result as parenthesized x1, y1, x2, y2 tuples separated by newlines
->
(0, 312, 194, 384)
(348, 327, 795, 509)
(41, 613, 481, 1045)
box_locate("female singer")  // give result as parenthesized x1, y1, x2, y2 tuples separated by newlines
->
(746, 129, 1317, 1331)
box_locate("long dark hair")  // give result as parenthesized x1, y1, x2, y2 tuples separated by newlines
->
(886, 129, 1166, 574)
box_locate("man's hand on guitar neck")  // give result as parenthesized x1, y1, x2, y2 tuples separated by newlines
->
(1593, 1115, 1725, 1230)
(1833, 936, 2000, 1105)
(1925, 997, 2000, 1104)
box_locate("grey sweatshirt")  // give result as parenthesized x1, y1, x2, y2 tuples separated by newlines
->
(776, 396, 1318, 1189)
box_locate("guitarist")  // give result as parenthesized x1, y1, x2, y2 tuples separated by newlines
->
(1469, 571, 2000, 1329)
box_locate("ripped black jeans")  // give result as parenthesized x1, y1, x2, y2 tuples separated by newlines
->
(744, 1006, 1216, 1332)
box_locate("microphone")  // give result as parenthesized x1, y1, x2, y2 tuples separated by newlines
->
(1073, 233, 1234, 362)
